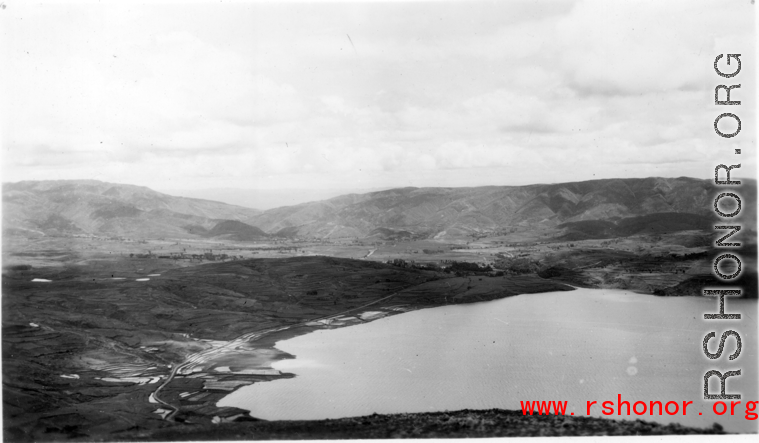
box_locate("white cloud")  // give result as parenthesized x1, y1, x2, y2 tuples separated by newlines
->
(1, 0, 755, 192)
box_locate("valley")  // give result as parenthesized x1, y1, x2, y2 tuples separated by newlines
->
(2, 177, 756, 440)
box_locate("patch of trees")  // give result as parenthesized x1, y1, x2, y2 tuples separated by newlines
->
(386, 259, 442, 272)
(128, 252, 248, 262)
(446, 261, 491, 273)
(249, 246, 299, 252)
(494, 257, 537, 275)
(443, 261, 493, 276)
(668, 251, 708, 261)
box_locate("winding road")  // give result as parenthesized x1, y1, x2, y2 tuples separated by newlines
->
(152, 291, 404, 421)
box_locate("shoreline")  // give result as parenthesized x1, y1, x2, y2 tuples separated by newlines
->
(212, 288, 757, 434)
(154, 280, 577, 423)
(8, 252, 739, 441)
(152, 290, 411, 421)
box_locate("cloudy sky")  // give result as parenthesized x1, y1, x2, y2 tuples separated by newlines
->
(1, 0, 755, 205)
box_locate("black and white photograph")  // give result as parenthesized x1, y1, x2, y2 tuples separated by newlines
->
(1, 0, 757, 440)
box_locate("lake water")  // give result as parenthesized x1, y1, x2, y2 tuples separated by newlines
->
(219, 288, 758, 432)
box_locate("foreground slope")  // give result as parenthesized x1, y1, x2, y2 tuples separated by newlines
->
(131, 409, 725, 440)
(2, 254, 572, 441)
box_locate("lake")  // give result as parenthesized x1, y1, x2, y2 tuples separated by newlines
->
(219, 288, 758, 432)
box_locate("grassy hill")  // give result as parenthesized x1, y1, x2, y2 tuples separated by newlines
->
(2, 180, 262, 239)
(557, 212, 715, 241)
(4, 177, 755, 241)
(204, 220, 269, 241)
(247, 177, 756, 239)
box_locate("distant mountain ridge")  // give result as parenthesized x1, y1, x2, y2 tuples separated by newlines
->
(3, 180, 262, 239)
(3, 177, 754, 240)
(247, 177, 755, 239)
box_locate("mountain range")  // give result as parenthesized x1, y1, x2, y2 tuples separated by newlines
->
(3, 177, 754, 241)
(2, 180, 261, 239)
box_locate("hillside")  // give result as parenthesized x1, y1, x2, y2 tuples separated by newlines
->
(203, 220, 269, 241)
(2, 180, 262, 239)
(2, 255, 572, 440)
(4, 177, 755, 241)
(557, 212, 716, 241)
(248, 177, 755, 239)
